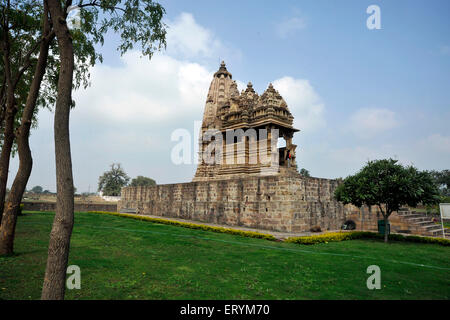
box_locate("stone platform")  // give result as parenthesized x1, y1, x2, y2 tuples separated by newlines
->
(119, 172, 379, 234)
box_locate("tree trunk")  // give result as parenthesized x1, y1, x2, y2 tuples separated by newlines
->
(0, 7, 54, 255)
(0, 148, 30, 254)
(0, 104, 16, 224)
(41, 0, 75, 300)
(384, 215, 389, 243)
(0, 34, 17, 224)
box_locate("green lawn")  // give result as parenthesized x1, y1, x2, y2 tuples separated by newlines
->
(1, 211, 449, 300)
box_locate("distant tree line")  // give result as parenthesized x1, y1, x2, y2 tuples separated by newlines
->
(98, 163, 156, 196)
(23, 162, 159, 198)
(430, 170, 450, 197)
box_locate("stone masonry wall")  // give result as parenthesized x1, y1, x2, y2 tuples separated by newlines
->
(118, 175, 406, 233)
(23, 201, 117, 213)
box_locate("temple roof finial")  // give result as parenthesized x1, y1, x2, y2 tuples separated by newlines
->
(214, 60, 232, 79)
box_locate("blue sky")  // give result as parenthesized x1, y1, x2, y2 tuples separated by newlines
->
(8, 0, 450, 193)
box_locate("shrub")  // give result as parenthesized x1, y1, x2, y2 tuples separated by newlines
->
(286, 231, 450, 246)
(310, 225, 321, 232)
(87, 211, 277, 241)
(86, 211, 450, 246)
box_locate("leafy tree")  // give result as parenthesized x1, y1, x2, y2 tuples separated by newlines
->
(0, 0, 58, 249)
(40, 0, 166, 300)
(0, 0, 95, 246)
(130, 176, 156, 187)
(299, 168, 310, 177)
(334, 159, 440, 242)
(98, 163, 130, 196)
(31, 185, 43, 194)
(0, 0, 56, 223)
(430, 170, 450, 196)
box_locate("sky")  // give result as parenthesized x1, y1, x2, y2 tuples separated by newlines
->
(7, 0, 450, 193)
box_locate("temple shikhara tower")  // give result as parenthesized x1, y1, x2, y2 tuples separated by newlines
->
(193, 62, 299, 181)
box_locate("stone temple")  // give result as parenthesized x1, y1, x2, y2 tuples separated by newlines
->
(193, 61, 299, 181)
(118, 62, 439, 237)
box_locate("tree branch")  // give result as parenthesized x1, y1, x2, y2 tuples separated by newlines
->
(77, 1, 126, 13)
(377, 203, 385, 218)
(12, 39, 42, 89)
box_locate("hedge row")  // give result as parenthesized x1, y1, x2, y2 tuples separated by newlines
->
(86, 211, 449, 246)
(87, 211, 277, 241)
(286, 231, 450, 246)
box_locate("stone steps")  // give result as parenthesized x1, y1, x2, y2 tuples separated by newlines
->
(428, 227, 446, 237)
(404, 216, 430, 222)
(395, 209, 447, 237)
(414, 220, 436, 226)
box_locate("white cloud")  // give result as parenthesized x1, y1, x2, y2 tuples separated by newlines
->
(165, 12, 242, 62)
(9, 12, 232, 192)
(272, 77, 325, 132)
(72, 52, 212, 125)
(418, 134, 450, 154)
(166, 12, 221, 58)
(349, 108, 399, 138)
(328, 145, 398, 174)
(307, 134, 450, 179)
(276, 16, 306, 39)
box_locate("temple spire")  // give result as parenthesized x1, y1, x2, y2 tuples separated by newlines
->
(214, 60, 232, 79)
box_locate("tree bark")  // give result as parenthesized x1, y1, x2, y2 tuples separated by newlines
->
(0, 24, 17, 224)
(0, 102, 16, 224)
(41, 0, 75, 300)
(377, 204, 389, 243)
(0, 5, 54, 255)
(383, 203, 392, 243)
(384, 215, 389, 243)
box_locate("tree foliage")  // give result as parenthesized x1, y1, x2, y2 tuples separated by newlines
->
(299, 168, 310, 177)
(130, 175, 156, 187)
(430, 170, 450, 196)
(30, 185, 43, 193)
(0, 0, 102, 146)
(98, 163, 130, 196)
(334, 159, 440, 242)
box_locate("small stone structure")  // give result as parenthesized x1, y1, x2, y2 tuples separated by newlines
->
(119, 62, 438, 236)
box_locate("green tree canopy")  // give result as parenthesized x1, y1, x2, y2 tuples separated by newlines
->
(334, 159, 440, 242)
(98, 163, 130, 196)
(299, 168, 310, 177)
(430, 170, 450, 196)
(31, 185, 43, 194)
(130, 176, 156, 187)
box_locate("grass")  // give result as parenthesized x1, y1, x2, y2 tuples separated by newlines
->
(0, 211, 449, 300)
